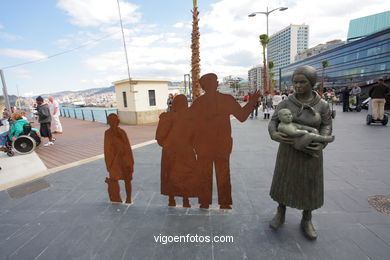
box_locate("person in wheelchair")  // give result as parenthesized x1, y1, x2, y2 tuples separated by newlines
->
(0, 111, 13, 151)
(2, 112, 41, 155)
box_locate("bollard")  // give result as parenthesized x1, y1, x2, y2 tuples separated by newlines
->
(105, 110, 108, 124)
(81, 110, 85, 120)
(91, 110, 95, 122)
(67, 109, 71, 118)
(74, 109, 77, 119)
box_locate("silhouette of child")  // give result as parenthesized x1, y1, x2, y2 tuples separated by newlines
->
(104, 114, 134, 203)
(277, 108, 334, 155)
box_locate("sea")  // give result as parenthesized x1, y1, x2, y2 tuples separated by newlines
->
(59, 106, 118, 124)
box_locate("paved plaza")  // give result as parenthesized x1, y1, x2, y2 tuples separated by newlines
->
(0, 107, 389, 259)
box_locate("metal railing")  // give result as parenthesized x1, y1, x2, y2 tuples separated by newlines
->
(60, 108, 118, 124)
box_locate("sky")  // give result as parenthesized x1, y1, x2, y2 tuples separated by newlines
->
(0, 0, 388, 96)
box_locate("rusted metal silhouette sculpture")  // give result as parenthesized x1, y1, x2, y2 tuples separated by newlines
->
(190, 73, 260, 209)
(156, 95, 199, 207)
(104, 113, 134, 203)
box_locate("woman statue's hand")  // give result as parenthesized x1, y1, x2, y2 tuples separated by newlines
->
(270, 132, 294, 144)
(305, 142, 324, 151)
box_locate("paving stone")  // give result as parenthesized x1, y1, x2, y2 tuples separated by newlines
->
(1, 107, 390, 259)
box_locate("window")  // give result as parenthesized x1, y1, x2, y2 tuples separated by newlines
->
(122, 91, 127, 108)
(148, 90, 156, 106)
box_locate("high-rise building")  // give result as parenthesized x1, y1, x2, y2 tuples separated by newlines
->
(248, 65, 263, 91)
(267, 24, 309, 87)
(347, 10, 390, 41)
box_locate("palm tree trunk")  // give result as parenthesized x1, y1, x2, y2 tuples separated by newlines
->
(191, 4, 201, 101)
(262, 47, 268, 93)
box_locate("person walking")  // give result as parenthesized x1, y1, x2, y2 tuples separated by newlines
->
(250, 94, 261, 118)
(166, 93, 174, 112)
(369, 77, 390, 121)
(272, 91, 283, 109)
(49, 96, 62, 134)
(350, 84, 361, 108)
(36, 96, 55, 146)
(341, 86, 350, 112)
(262, 91, 273, 119)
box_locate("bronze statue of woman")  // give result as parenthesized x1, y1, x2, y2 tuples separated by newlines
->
(268, 65, 333, 240)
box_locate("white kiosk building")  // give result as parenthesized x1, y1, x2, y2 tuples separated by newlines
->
(113, 78, 169, 125)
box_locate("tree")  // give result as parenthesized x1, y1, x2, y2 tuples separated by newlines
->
(191, 0, 201, 101)
(268, 61, 275, 94)
(320, 60, 329, 96)
(259, 34, 269, 93)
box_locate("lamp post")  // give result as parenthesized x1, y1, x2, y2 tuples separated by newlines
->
(249, 7, 288, 93)
(248, 7, 288, 36)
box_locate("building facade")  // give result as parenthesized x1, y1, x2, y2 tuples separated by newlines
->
(248, 65, 263, 91)
(267, 24, 309, 86)
(280, 28, 390, 92)
(295, 40, 345, 62)
(348, 11, 390, 41)
(113, 78, 169, 125)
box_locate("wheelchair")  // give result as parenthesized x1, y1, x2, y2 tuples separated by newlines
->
(3, 124, 41, 157)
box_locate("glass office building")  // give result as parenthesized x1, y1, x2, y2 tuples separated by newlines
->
(279, 28, 390, 91)
(347, 11, 390, 41)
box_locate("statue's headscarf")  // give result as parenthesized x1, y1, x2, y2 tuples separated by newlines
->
(292, 65, 317, 87)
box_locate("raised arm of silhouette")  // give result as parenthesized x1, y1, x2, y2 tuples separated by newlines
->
(104, 113, 134, 204)
(156, 94, 199, 208)
(189, 73, 260, 210)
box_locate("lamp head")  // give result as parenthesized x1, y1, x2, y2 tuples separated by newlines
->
(279, 7, 288, 11)
(248, 13, 256, 17)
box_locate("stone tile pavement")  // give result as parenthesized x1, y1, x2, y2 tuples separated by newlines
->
(0, 106, 389, 259)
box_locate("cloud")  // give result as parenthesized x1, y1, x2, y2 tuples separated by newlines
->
(173, 22, 185, 28)
(0, 48, 48, 61)
(57, 0, 141, 27)
(10, 68, 31, 74)
(51, 0, 389, 90)
(131, 34, 164, 47)
(0, 25, 23, 41)
(23, 91, 35, 97)
(0, 32, 23, 41)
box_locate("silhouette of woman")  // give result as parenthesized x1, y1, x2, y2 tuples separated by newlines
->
(156, 94, 198, 207)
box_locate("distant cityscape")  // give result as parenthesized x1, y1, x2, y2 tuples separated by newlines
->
(1, 10, 389, 110)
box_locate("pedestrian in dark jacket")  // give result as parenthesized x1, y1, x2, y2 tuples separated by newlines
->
(369, 78, 390, 120)
(342, 86, 350, 112)
(36, 96, 55, 146)
(250, 95, 261, 118)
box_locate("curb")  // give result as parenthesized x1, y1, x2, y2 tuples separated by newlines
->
(0, 140, 157, 192)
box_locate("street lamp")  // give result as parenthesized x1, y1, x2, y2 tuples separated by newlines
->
(249, 6, 288, 93)
(248, 7, 288, 36)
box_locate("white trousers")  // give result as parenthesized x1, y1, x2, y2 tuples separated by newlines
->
(52, 114, 63, 132)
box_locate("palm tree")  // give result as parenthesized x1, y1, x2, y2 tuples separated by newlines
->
(191, 0, 201, 101)
(320, 60, 329, 96)
(259, 34, 269, 93)
(268, 61, 275, 94)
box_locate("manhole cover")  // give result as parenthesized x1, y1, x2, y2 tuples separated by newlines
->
(368, 195, 390, 215)
(6, 178, 50, 200)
